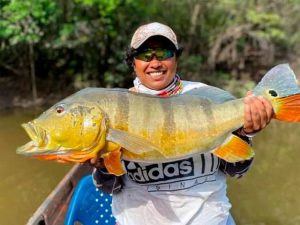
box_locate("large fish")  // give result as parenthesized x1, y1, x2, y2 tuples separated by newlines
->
(17, 64, 300, 175)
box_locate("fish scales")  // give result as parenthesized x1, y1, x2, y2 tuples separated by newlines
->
(113, 91, 129, 131)
(86, 90, 244, 159)
(59, 89, 245, 159)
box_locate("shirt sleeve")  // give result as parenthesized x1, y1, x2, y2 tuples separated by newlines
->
(219, 158, 254, 178)
(219, 129, 254, 178)
(92, 167, 123, 194)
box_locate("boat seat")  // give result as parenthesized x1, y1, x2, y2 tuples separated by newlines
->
(65, 175, 116, 225)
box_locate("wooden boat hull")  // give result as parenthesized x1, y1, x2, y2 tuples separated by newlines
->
(27, 163, 93, 225)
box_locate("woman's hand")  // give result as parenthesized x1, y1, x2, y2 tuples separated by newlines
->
(90, 154, 106, 169)
(242, 91, 274, 135)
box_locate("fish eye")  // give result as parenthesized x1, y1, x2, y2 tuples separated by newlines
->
(55, 105, 65, 114)
(268, 90, 278, 97)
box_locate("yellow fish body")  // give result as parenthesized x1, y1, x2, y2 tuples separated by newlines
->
(17, 64, 300, 175)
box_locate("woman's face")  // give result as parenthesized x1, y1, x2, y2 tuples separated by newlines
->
(133, 38, 177, 90)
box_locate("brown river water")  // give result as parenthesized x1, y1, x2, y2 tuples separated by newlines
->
(0, 109, 299, 225)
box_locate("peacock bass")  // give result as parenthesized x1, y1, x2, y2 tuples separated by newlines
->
(16, 64, 300, 176)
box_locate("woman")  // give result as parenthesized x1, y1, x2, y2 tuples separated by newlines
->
(91, 22, 273, 225)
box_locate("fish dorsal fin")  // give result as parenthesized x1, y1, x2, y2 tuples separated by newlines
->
(183, 85, 236, 103)
(106, 128, 164, 156)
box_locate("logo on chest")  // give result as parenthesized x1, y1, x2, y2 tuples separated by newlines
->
(123, 158, 194, 184)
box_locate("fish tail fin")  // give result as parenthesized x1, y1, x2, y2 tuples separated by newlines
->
(272, 94, 300, 122)
(253, 64, 300, 122)
(212, 135, 254, 163)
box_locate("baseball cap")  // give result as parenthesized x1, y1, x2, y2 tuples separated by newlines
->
(130, 22, 179, 50)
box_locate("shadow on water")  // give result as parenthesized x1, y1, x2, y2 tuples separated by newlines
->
(1, 109, 300, 225)
(0, 109, 71, 225)
(228, 121, 300, 225)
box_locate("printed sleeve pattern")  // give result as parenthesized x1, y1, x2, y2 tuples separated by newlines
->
(92, 168, 123, 194)
(219, 158, 254, 178)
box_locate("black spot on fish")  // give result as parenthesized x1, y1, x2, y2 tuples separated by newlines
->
(269, 90, 278, 97)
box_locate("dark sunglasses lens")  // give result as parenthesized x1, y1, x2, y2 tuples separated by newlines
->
(135, 49, 174, 62)
(155, 49, 174, 60)
(135, 51, 153, 61)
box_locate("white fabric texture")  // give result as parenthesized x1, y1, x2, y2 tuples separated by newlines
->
(132, 74, 181, 96)
(112, 80, 236, 225)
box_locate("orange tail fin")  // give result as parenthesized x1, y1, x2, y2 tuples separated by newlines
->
(253, 64, 300, 122)
(273, 94, 300, 122)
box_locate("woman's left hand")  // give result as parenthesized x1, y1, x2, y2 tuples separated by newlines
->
(242, 91, 274, 135)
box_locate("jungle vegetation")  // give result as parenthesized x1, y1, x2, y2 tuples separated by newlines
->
(1, 0, 300, 108)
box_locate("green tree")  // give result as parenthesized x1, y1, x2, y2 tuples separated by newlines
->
(1, 0, 300, 108)
(0, 0, 58, 101)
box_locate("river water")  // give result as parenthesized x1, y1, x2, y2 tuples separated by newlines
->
(228, 121, 300, 225)
(0, 109, 71, 225)
(0, 109, 299, 225)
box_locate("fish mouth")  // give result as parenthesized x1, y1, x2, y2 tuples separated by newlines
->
(16, 120, 106, 158)
(16, 122, 49, 156)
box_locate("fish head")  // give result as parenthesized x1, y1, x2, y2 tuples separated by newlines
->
(17, 101, 107, 161)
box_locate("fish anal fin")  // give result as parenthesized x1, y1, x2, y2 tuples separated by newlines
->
(102, 143, 125, 176)
(211, 135, 254, 163)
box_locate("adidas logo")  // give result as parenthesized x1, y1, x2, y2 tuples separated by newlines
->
(124, 158, 194, 184)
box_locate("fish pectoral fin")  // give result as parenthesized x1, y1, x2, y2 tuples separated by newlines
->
(211, 135, 254, 163)
(106, 128, 163, 156)
(102, 147, 125, 176)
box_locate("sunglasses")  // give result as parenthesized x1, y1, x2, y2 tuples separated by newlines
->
(134, 48, 175, 62)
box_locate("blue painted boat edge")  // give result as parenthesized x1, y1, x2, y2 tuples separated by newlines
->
(26, 163, 93, 225)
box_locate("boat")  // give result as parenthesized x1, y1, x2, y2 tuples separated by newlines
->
(26, 163, 93, 225)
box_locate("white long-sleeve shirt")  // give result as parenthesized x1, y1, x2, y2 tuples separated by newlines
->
(93, 80, 253, 225)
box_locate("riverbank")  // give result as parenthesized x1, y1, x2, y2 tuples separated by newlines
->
(0, 76, 74, 111)
(0, 92, 69, 111)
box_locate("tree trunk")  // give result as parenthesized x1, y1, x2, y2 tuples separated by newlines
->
(184, 3, 201, 54)
(29, 43, 37, 102)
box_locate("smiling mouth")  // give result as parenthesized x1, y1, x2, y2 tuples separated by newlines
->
(148, 71, 165, 77)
